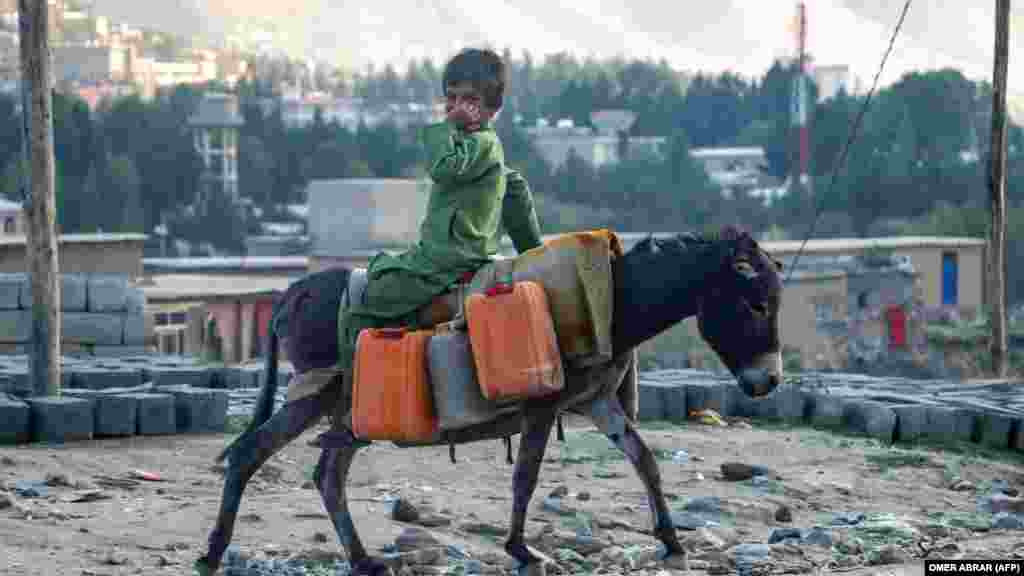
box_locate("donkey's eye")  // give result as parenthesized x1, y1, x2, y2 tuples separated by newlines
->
(734, 260, 757, 278)
(747, 300, 768, 316)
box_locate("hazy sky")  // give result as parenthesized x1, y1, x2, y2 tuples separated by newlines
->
(91, 1, 1023, 94)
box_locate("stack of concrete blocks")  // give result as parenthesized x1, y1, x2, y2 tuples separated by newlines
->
(636, 370, 1024, 456)
(0, 352, 296, 444)
(0, 273, 149, 356)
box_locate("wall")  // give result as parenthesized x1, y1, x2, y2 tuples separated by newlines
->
(0, 235, 145, 278)
(0, 273, 149, 356)
(888, 245, 985, 316)
(307, 178, 428, 258)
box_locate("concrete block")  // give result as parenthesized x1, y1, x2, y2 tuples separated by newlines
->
(0, 273, 27, 310)
(223, 365, 261, 390)
(0, 369, 31, 396)
(892, 404, 929, 443)
(753, 385, 807, 422)
(727, 383, 759, 418)
(0, 310, 31, 342)
(925, 406, 975, 442)
(128, 393, 177, 436)
(637, 381, 665, 421)
(61, 274, 88, 312)
(842, 400, 897, 443)
(807, 392, 845, 428)
(68, 366, 144, 390)
(0, 394, 30, 443)
(86, 275, 133, 312)
(27, 396, 94, 443)
(64, 390, 138, 437)
(685, 381, 730, 416)
(122, 315, 146, 345)
(62, 313, 122, 345)
(977, 412, 1015, 449)
(161, 386, 228, 433)
(146, 365, 214, 388)
(91, 346, 153, 357)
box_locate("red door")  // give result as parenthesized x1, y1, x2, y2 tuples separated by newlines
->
(886, 305, 907, 349)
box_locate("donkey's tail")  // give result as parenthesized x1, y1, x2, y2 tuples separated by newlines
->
(215, 293, 282, 464)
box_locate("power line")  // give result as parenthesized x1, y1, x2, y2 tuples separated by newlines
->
(785, 0, 913, 282)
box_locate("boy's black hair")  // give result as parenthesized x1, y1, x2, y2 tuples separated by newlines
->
(442, 48, 506, 110)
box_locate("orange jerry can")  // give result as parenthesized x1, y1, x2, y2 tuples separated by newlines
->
(351, 327, 439, 442)
(465, 280, 565, 401)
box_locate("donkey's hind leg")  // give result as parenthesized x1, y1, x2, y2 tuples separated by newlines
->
(582, 395, 687, 567)
(504, 400, 560, 575)
(196, 395, 326, 575)
(314, 426, 389, 576)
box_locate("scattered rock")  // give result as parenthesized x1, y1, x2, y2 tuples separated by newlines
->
(774, 505, 793, 523)
(417, 513, 452, 527)
(831, 532, 864, 555)
(459, 521, 506, 537)
(768, 527, 802, 544)
(311, 532, 329, 543)
(548, 486, 569, 499)
(673, 511, 719, 530)
(44, 472, 74, 487)
(12, 480, 49, 498)
(867, 544, 909, 566)
(684, 496, 722, 514)
(949, 479, 976, 492)
(801, 526, 833, 547)
(395, 526, 441, 552)
(0, 493, 12, 510)
(992, 513, 1024, 530)
(683, 527, 728, 551)
(830, 511, 866, 526)
(575, 490, 590, 501)
(541, 496, 577, 516)
(391, 497, 421, 523)
(239, 512, 262, 523)
(720, 462, 774, 482)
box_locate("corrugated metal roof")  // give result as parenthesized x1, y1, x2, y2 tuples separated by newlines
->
(143, 256, 309, 272)
(142, 274, 294, 302)
(0, 232, 148, 246)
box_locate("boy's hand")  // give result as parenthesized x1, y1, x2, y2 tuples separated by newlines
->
(448, 101, 483, 132)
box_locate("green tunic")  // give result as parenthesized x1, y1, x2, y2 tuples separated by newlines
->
(336, 120, 543, 371)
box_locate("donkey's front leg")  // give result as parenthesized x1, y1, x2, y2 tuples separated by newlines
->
(584, 396, 687, 568)
(315, 426, 389, 576)
(504, 401, 559, 575)
(196, 395, 325, 576)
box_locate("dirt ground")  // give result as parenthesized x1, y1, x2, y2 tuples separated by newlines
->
(2, 415, 1024, 576)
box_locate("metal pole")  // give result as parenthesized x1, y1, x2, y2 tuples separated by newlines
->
(989, 0, 1010, 378)
(18, 0, 61, 396)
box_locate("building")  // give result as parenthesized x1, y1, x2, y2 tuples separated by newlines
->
(813, 64, 857, 101)
(53, 44, 128, 84)
(523, 114, 667, 173)
(188, 92, 244, 206)
(141, 256, 306, 362)
(0, 233, 147, 277)
(306, 178, 430, 271)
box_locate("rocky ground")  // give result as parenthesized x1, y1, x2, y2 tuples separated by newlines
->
(2, 415, 1024, 576)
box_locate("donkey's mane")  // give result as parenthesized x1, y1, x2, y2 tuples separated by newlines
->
(631, 225, 747, 256)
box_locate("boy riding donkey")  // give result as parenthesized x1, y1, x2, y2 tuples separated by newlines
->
(338, 48, 544, 377)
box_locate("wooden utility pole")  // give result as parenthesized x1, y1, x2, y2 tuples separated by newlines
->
(18, 0, 61, 396)
(989, 0, 1011, 379)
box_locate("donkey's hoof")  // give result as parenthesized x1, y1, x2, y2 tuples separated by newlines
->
(194, 555, 219, 576)
(352, 557, 395, 576)
(517, 562, 547, 576)
(657, 547, 690, 572)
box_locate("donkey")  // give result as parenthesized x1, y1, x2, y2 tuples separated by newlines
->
(196, 226, 785, 576)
